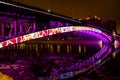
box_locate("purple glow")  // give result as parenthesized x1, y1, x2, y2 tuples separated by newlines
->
(2, 22, 4, 37)
(33, 20, 36, 31)
(58, 45, 112, 79)
(18, 21, 23, 35)
(50, 21, 57, 28)
(0, 25, 113, 79)
(8, 20, 17, 37)
(0, 26, 112, 48)
(13, 20, 17, 37)
(0, 17, 36, 38)
(76, 30, 111, 43)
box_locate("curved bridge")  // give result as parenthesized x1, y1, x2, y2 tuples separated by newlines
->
(0, 26, 112, 48)
(0, 26, 113, 79)
(59, 44, 112, 79)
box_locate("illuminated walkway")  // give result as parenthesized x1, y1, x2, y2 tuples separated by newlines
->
(0, 26, 112, 48)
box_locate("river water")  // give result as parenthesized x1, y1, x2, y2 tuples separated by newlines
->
(0, 40, 120, 80)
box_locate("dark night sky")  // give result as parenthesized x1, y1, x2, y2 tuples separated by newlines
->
(13, 0, 120, 33)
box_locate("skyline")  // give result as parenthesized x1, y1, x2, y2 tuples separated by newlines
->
(12, 0, 120, 33)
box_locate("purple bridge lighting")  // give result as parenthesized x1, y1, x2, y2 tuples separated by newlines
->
(0, 26, 113, 79)
(0, 1, 115, 79)
(0, 26, 112, 48)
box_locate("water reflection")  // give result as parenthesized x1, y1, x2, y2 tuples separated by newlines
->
(78, 45, 81, 53)
(0, 41, 117, 79)
(57, 45, 60, 53)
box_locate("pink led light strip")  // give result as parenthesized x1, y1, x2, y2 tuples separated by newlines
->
(0, 26, 112, 48)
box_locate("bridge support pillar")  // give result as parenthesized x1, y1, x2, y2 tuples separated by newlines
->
(18, 21, 24, 36)
(33, 20, 36, 32)
(12, 20, 17, 37)
(1, 22, 5, 39)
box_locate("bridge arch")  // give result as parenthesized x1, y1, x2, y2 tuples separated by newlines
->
(0, 26, 113, 79)
(0, 26, 112, 48)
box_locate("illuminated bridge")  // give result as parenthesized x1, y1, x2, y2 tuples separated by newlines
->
(0, 0, 114, 79)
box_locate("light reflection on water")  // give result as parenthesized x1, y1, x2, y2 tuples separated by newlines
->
(0, 40, 119, 79)
(4, 41, 102, 61)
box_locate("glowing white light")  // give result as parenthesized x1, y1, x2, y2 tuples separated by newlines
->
(99, 40, 102, 48)
(114, 40, 119, 49)
(47, 10, 51, 12)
